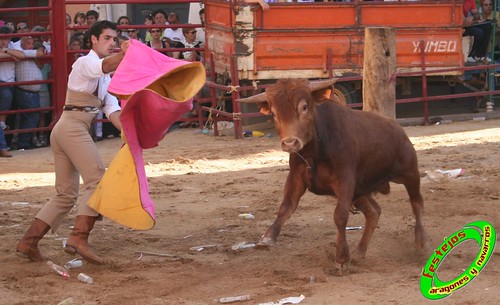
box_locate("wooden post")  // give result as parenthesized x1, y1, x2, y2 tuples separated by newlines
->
(363, 27, 396, 119)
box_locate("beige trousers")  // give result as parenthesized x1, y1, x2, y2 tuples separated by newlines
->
(36, 110, 105, 232)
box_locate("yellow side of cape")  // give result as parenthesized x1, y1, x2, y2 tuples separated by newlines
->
(87, 143, 155, 230)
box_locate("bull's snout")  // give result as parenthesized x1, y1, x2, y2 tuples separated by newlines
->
(281, 137, 303, 152)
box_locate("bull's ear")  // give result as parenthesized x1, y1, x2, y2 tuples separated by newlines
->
(257, 102, 271, 115)
(309, 78, 337, 104)
(312, 88, 333, 103)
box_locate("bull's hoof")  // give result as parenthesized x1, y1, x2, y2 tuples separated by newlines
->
(350, 248, 366, 264)
(333, 261, 350, 276)
(256, 237, 275, 249)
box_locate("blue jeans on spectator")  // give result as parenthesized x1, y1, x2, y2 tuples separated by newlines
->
(15, 88, 40, 149)
(0, 126, 8, 150)
(0, 83, 14, 110)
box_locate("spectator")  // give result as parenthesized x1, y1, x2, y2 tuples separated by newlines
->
(197, 8, 206, 44)
(69, 12, 86, 44)
(4, 21, 15, 33)
(146, 27, 172, 56)
(65, 13, 72, 26)
(67, 34, 83, 82)
(32, 25, 51, 54)
(165, 12, 184, 43)
(245, 0, 271, 10)
(117, 16, 130, 38)
(65, 13, 73, 43)
(68, 33, 83, 57)
(71, 31, 85, 48)
(126, 28, 141, 42)
(74, 12, 86, 27)
(86, 10, 99, 26)
(0, 25, 15, 132)
(152, 9, 168, 26)
(463, 0, 493, 63)
(143, 14, 154, 43)
(0, 125, 11, 157)
(33, 41, 51, 147)
(181, 26, 203, 62)
(10, 21, 30, 47)
(11, 36, 45, 150)
(480, 0, 500, 54)
(180, 26, 204, 125)
(117, 15, 130, 25)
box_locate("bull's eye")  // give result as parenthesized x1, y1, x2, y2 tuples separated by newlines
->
(298, 99, 308, 114)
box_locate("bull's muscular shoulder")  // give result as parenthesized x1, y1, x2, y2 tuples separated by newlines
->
(314, 101, 410, 154)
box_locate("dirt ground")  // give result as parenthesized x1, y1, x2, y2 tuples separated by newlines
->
(0, 118, 499, 305)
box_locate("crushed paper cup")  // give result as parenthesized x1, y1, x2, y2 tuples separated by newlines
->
(219, 294, 251, 303)
(259, 294, 305, 305)
(434, 168, 463, 178)
(238, 213, 255, 220)
(425, 168, 464, 181)
(231, 242, 256, 251)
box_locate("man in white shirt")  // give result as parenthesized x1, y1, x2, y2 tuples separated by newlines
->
(17, 20, 130, 265)
(9, 21, 30, 50)
(1, 26, 42, 133)
(165, 12, 184, 44)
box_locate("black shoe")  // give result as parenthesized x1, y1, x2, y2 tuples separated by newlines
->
(17, 145, 37, 151)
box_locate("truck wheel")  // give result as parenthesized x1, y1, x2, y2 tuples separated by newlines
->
(333, 83, 358, 105)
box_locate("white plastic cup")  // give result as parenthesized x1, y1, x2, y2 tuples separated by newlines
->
(77, 273, 93, 284)
(64, 259, 82, 269)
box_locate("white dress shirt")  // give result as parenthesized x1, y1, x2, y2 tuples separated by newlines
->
(68, 49, 120, 118)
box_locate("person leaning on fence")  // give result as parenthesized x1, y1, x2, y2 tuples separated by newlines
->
(463, 0, 493, 63)
(480, 0, 500, 54)
(33, 41, 51, 147)
(11, 36, 45, 150)
(0, 25, 15, 132)
(16, 20, 130, 265)
(10, 21, 30, 48)
(0, 28, 12, 158)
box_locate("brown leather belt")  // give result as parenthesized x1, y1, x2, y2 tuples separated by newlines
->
(63, 105, 99, 114)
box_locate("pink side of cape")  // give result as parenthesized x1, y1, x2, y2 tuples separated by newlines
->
(108, 40, 192, 97)
(120, 92, 192, 219)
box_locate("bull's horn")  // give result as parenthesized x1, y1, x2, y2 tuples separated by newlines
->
(309, 78, 338, 91)
(237, 92, 267, 103)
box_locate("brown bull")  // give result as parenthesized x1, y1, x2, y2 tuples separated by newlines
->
(239, 78, 428, 275)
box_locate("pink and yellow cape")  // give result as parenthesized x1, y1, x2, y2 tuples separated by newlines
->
(87, 40, 206, 230)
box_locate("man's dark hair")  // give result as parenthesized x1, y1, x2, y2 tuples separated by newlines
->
(0, 25, 12, 34)
(88, 20, 117, 48)
(86, 10, 99, 20)
(199, 8, 204, 15)
(152, 9, 167, 21)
